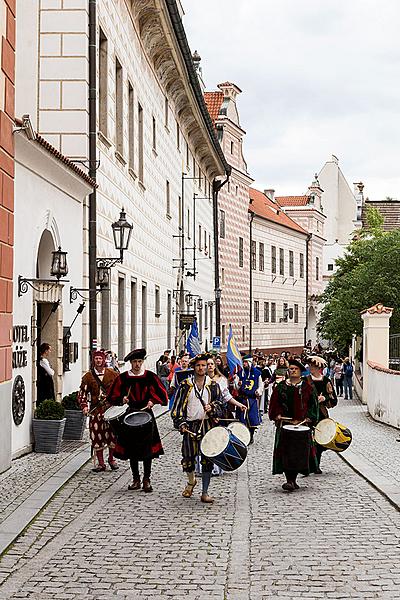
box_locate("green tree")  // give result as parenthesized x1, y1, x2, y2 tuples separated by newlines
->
(318, 208, 400, 353)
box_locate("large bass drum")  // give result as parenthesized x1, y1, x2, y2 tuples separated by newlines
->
(314, 418, 352, 452)
(200, 426, 247, 472)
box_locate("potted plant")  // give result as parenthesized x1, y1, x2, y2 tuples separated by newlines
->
(33, 399, 66, 454)
(62, 392, 86, 441)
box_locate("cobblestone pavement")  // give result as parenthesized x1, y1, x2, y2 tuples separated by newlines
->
(332, 395, 400, 484)
(1, 413, 400, 599)
(0, 436, 89, 527)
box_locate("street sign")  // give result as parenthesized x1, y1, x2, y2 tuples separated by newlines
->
(179, 313, 196, 329)
(212, 336, 221, 350)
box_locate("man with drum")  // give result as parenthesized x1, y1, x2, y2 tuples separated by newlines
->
(268, 358, 319, 492)
(171, 353, 225, 504)
(78, 350, 119, 472)
(107, 348, 168, 492)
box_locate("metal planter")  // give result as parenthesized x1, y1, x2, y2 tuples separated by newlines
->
(63, 410, 86, 440)
(32, 418, 66, 454)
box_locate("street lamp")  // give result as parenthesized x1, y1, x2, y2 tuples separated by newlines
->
(111, 208, 133, 261)
(18, 246, 69, 297)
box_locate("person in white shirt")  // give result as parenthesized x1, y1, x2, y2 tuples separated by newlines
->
(37, 343, 55, 404)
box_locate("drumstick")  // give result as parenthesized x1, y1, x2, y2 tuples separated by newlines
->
(182, 427, 197, 438)
(294, 419, 307, 428)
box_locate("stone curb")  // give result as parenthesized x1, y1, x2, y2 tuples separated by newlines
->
(0, 406, 170, 556)
(339, 448, 400, 512)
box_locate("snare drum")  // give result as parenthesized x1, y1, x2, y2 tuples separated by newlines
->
(103, 404, 128, 438)
(200, 426, 247, 472)
(314, 418, 352, 452)
(227, 422, 251, 446)
(122, 411, 154, 459)
(281, 424, 311, 472)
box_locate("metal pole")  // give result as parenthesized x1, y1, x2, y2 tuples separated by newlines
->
(304, 233, 311, 346)
(249, 211, 254, 354)
(88, 0, 97, 352)
(213, 174, 230, 337)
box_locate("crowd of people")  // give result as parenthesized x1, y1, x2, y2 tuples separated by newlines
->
(75, 342, 355, 502)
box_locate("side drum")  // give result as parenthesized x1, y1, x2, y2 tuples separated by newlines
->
(227, 422, 251, 446)
(200, 426, 247, 472)
(280, 424, 311, 472)
(314, 418, 352, 452)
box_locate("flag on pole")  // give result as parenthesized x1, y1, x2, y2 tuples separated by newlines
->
(186, 319, 201, 358)
(226, 324, 243, 375)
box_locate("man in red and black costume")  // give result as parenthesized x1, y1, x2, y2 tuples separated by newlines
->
(78, 350, 119, 472)
(107, 348, 168, 492)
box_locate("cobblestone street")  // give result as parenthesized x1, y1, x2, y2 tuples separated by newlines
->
(1, 410, 400, 599)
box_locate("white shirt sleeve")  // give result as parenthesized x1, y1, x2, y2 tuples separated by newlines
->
(40, 358, 54, 377)
(256, 375, 264, 396)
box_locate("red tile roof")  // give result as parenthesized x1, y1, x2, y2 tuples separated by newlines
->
(35, 134, 97, 187)
(204, 91, 224, 124)
(249, 188, 307, 234)
(275, 195, 309, 207)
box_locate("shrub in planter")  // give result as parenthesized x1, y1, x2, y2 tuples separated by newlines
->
(62, 392, 86, 441)
(33, 399, 66, 454)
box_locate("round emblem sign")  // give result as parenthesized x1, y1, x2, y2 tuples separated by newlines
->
(12, 375, 25, 426)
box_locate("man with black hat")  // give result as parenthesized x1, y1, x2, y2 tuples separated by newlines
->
(78, 350, 119, 472)
(107, 348, 168, 492)
(234, 354, 264, 443)
(269, 358, 319, 491)
(171, 353, 225, 503)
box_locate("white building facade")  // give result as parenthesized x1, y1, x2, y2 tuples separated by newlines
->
(18, 0, 228, 369)
(249, 188, 308, 354)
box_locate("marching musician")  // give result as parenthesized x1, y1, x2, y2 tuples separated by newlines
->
(171, 353, 225, 504)
(234, 354, 264, 444)
(308, 355, 338, 473)
(107, 348, 168, 493)
(268, 358, 319, 492)
(78, 350, 119, 472)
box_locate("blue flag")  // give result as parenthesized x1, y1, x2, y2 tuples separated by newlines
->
(226, 324, 243, 375)
(186, 319, 201, 358)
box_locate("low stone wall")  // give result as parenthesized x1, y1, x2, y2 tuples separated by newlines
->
(367, 360, 400, 429)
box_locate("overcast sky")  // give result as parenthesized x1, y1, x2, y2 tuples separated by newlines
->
(183, 1, 400, 199)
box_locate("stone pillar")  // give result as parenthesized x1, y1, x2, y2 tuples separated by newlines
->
(361, 303, 393, 408)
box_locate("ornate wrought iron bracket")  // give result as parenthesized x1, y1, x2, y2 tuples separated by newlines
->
(18, 275, 68, 297)
(96, 256, 123, 269)
(69, 286, 109, 303)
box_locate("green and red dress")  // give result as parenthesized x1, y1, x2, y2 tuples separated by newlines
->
(268, 378, 319, 475)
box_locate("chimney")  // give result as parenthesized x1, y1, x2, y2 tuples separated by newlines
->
(264, 189, 275, 202)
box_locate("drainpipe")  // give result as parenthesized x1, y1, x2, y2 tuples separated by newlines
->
(304, 233, 311, 346)
(249, 210, 254, 354)
(88, 0, 97, 351)
(213, 171, 230, 337)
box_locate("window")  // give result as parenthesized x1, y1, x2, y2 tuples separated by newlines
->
(271, 246, 276, 274)
(166, 180, 170, 216)
(316, 256, 320, 280)
(208, 233, 212, 258)
(254, 301, 259, 322)
(204, 229, 207, 254)
(219, 209, 226, 238)
(289, 250, 294, 277)
(178, 195, 182, 231)
(130, 280, 137, 348)
(230, 140, 234, 154)
(259, 242, 264, 271)
(198, 224, 202, 250)
(128, 82, 134, 170)
(271, 302, 276, 323)
(141, 283, 147, 347)
(155, 285, 161, 317)
(167, 291, 172, 348)
(164, 96, 169, 128)
(235, 185, 238, 196)
(209, 304, 214, 340)
(176, 121, 180, 150)
(242, 325, 245, 341)
(152, 116, 156, 151)
(283, 302, 288, 322)
(264, 302, 269, 322)
(186, 141, 190, 168)
(328, 263, 334, 271)
(300, 253, 304, 278)
(138, 102, 144, 183)
(99, 29, 108, 136)
(118, 276, 125, 360)
(221, 267, 225, 286)
(251, 240, 256, 270)
(222, 324, 226, 345)
(239, 237, 244, 267)
(294, 303, 299, 323)
(115, 58, 123, 155)
(279, 248, 284, 275)
(198, 302, 203, 342)
(187, 208, 191, 239)
(205, 303, 208, 329)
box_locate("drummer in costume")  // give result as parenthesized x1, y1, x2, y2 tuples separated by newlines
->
(78, 350, 119, 472)
(268, 359, 319, 491)
(234, 355, 263, 443)
(308, 355, 338, 473)
(107, 348, 168, 492)
(171, 353, 225, 504)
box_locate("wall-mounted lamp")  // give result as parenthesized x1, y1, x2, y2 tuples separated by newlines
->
(18, 247, 69, 297)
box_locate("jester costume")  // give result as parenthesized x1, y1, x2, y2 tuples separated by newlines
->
(269, 377, 319, 477)
(78, 351, 119, 471)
